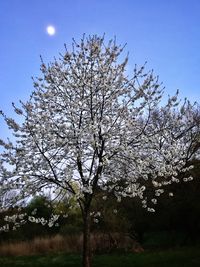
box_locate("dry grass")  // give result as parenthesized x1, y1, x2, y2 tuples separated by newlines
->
(0, 233, 143, 256)
(0, 234, 82, 256)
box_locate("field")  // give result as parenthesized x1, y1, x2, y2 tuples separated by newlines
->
(0, 247, 200, 267)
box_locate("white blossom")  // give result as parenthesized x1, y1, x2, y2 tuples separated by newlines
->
(0, 35, 199, 241)
(113, 209, 118, 214)
(28, 216, 36, 223)
(102, 195, 107, 201)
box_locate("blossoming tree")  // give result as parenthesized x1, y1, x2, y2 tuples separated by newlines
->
(0, 35, 199, 267)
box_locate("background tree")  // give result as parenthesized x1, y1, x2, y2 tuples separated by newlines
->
(0, 35, 199, 267)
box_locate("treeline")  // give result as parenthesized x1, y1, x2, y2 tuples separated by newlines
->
(0, 160, 200, 249)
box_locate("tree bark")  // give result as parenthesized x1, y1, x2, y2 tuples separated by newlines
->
(82, 208, 91, 267)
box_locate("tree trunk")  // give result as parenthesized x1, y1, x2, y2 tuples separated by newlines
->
(82, 209, 91, 267)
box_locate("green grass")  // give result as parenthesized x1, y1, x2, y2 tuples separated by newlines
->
(0, 247, 200, 267)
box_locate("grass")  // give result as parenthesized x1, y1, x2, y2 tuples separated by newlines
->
(0, 233, 143, 256)
(0, 246, 200, 267)
(0, 235, 82, 256)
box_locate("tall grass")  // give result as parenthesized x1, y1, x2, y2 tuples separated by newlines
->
(0, 233, 143, 256)
(0, 234, 82, 256)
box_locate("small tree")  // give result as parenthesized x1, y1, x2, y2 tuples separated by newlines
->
(0, 35, 199, 267)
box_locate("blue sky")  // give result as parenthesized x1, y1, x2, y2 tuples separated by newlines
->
(0, 0, 200, 124)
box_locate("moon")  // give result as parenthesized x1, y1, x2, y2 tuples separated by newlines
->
(46, 25, 56, 36)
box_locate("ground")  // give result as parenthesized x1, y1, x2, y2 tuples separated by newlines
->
(0, 246, 200, 267)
